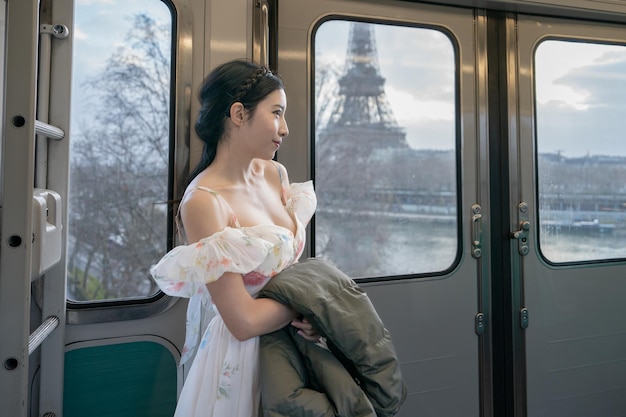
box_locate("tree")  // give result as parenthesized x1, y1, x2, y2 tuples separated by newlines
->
(68, 14, 171, 301)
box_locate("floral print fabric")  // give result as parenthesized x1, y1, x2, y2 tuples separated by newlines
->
(150, 181, 316, 417)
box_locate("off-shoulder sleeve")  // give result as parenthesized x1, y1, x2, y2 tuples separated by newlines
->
(288, 181, 316, 226)
(150, 227, 275, 298)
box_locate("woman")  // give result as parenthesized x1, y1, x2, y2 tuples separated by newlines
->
(150, 59, 317, 417)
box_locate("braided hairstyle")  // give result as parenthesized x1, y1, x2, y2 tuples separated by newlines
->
(189, 60, 285, 183)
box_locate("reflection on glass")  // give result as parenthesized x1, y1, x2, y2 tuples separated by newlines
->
(536, 40, 626, 263)
(68, 2, 172, 301)
(314, 20, 458, 278)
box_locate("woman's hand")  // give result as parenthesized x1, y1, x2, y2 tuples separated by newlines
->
(291, 317, 320, 342)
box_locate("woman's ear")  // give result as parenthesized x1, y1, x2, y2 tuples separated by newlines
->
(229, 102, 247, 126)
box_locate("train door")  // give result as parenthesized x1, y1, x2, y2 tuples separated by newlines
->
(276, 2, 491, 416)
(510, 15, 626, 417)
(48, 0, 255, 415)
(1, 0, 254, 416)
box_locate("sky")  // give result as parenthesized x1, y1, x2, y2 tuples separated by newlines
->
(70, 2, 626, 158)
(535, 40, 626, 157)
(315, 20, 626, 157)
(315, 20, 456, 151)
(71, 0, 171, 135)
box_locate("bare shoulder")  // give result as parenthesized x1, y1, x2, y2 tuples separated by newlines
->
(257, 159, 291, 200)
(179, 187, 232, 243)
(256, 159, 290, 183)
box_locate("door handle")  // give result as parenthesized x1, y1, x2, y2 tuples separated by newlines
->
(471, 204, 482, 258)
(511, 202, 530, 256)
(511, 221, 530, 239)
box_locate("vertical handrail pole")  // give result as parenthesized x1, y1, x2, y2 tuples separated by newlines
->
(38, 0, 74, 415)
(36, 24, 52, 188)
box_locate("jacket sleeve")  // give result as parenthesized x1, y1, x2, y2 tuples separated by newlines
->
(259, 258, 407, 417)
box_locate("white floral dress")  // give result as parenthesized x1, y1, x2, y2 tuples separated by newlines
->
(150, 181, 316, 417)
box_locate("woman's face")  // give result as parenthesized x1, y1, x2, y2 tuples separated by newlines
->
(243, 89, 289, 159)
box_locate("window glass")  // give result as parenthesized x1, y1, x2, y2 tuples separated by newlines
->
(68, 0, 172, 301)
(314, 20, 458, 278)
(536, 40, 626, 263)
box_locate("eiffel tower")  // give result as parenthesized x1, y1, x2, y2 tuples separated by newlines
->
(315, 21, 411, 273)
(316, 21, 408, 200)
(318, 21, 408, 154)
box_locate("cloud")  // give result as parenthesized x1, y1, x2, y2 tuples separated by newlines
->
(536, 42, 626, 157)
(377, 25, 455, 101)
(73, 25, 88, 41)
(386, 85, 454, 123)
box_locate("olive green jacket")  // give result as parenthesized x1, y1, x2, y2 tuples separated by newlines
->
(259, 258, 407, 417)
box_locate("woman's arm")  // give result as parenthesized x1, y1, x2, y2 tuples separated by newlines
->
(207, 273, 297, 340)
(180, 189, 297, 341)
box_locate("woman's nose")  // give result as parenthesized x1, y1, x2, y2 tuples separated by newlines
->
(280, 119, 289, 137)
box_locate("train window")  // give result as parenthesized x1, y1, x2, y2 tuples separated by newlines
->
(313, 20, 458, 279)
(536, 39, 626, 263)
(68, 0, 172, 301)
